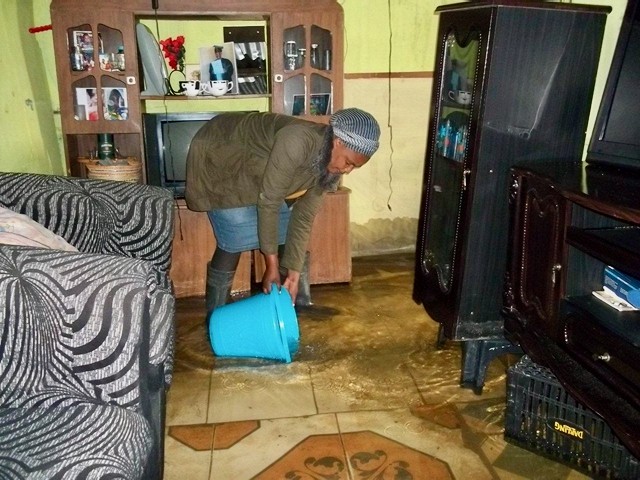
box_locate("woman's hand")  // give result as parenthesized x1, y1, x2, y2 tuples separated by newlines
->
(261, 254, 280, 294)
(282, 270, 300, 305)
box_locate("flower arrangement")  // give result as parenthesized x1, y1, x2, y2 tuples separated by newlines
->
(159, 36, 185, 72)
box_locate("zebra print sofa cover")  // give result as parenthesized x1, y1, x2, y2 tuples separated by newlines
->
(0, 247, 173, 479)
(0, 173, 175, 382)
(0, 172, 175, 478)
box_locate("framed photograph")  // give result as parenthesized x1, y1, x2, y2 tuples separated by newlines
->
(224, 26, 268, 94)
(75, 88, 99, 121)
(291, 93, 332, 116)
(199, 42, 239, 94)
(291, 94, 305, 116)
(185, 64, 201, 82)
(73, 30, 93, 51)
(73, 30, 94, 70)
(102, 87, 128, 121)
(310, 93, 331, 116)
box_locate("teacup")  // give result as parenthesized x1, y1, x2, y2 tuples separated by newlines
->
(448, 90, 472, 105)
(202, 80, 233, 97)
(182, 81, 200, 97)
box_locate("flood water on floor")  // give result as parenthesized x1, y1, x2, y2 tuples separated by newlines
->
(166, 253, 590, 479)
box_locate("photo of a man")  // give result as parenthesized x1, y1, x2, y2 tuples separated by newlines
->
(199, 43, 239, 94)
(209, 45, 234, 82)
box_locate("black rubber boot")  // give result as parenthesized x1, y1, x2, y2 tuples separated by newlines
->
(205, 263, 235, 317)
(295, 252, 312, 307)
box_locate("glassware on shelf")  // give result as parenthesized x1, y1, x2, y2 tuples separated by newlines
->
(284, 41, 298, 71)
(297, 48, 306, 69)
(324, 49, 332, 71)
(116, 46, 125, 70)
(310, 44, 319, 68)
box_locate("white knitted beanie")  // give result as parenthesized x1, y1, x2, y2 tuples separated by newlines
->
(330, 108, 380, 157)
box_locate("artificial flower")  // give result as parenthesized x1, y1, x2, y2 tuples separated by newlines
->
(160, 35, 186, 72)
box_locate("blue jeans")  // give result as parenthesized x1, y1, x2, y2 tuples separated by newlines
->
(207, 203, 291, 253)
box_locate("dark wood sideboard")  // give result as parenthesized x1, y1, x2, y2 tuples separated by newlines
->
(502, 161, 640, 459)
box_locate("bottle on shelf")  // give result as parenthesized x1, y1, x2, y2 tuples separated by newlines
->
(310, 44, 319, 68)
(98, 133, 116, 162)
(324, 49, 332, 70)
(116, 46, 125, 70)
(442, 119, 452, 157)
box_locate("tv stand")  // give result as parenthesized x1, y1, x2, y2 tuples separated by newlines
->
(171, 187, 352, 298)
(503, 161, 640, 458)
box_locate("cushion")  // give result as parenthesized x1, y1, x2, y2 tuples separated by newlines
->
(0, 206, 77, 251)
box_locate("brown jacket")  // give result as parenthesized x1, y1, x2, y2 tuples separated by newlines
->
(185, 112, 329, 272)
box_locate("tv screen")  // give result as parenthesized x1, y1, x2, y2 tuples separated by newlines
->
(142, 112, 220, 198)
(588, 0, 640, 169)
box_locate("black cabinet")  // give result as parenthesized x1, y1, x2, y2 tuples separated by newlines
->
(413, 1, 609, 391)
(503, 162, 640, 458)
(413, 0, 609, 377)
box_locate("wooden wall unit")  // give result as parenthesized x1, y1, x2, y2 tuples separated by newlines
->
(50, 0, 344, 175)
(170, 200, 252, 297)
(51, 0, 352, 296)
(253, 187, 351, 285)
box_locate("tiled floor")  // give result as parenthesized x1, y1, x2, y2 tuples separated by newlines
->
(164, 253, 590, 479)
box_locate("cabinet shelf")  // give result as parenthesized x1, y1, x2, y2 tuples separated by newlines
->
(567, 226, 640, 278)
(441, 100, 471, 110)
(140, 93, 271, 100)
(565, 295, 640, 347)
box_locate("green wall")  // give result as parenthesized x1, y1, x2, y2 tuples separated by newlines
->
(0, 0, 628, 176)
(0, 0, 64, 174)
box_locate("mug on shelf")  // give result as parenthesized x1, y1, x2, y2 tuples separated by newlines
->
(182, 80, 201, 97)
(448, 90, 472, 106)
(202, 80, 233, 97)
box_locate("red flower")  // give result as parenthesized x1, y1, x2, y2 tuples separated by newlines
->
(160, 36, 186, 72)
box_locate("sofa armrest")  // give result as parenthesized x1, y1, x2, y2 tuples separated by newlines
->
(0, 245, 175, 408)
(0, 173, 175, 278)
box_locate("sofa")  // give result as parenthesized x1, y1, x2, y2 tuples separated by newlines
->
(0, 173, 175, 479)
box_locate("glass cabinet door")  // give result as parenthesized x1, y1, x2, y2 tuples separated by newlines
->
(271, 12, 342, 119)
(59, 10, 139, 134)
(422, 29, 479, 292)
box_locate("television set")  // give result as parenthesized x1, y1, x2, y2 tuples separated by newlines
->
(142, 112, 221, 198)
(587, 0, 640, 169)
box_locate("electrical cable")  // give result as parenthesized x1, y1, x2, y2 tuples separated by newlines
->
(152, 8, 184, 241)
(386, 0, 394, 211)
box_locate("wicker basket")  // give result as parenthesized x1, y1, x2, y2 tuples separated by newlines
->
(79, 157, 142, 183)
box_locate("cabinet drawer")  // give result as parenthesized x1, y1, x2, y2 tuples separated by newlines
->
(562, 303, 640, 407)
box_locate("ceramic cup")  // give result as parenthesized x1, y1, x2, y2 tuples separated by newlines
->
(448, 90, 472, 105)
(203, 80, 233, 97)
(183, 81, 200, 97)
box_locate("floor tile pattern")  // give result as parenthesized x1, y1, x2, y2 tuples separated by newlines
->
(164, 253, 591, 480)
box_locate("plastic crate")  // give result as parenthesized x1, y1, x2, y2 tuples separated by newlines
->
(505, 356, 640, 479)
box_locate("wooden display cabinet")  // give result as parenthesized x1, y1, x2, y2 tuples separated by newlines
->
(51, 0, 344, 176)
(51, 0, 352, 293)
(51, 7, 143, 177)
(270, 11, 343, 120)
(253, 187, 352, 286)
(170, 200, 252, 298)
